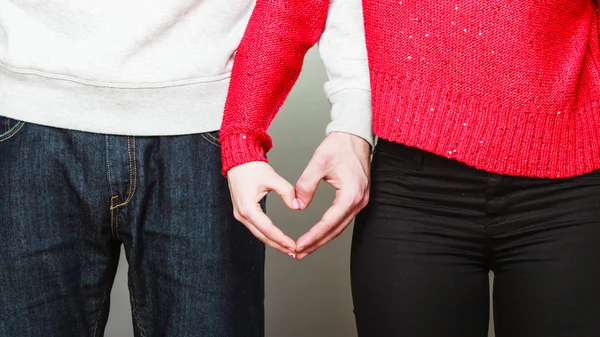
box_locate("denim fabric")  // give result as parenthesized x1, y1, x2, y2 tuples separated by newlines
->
(0, 117, 265, 337)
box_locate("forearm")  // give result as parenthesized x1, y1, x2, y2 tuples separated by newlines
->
(221, 0, 330, 175)
(319, 0, 372, 146)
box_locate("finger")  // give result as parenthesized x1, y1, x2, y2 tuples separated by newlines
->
(297, 189, 370, 260)
(295, 191, 356, 253)
(238, 217, 296, 258)
(295, 213, 355, 260)
(295, 158, 326, 209)
(239, 203, 296, 252)
(267, 173, 299, 210)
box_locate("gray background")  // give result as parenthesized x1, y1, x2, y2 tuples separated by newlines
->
(106, 48, 495, 337)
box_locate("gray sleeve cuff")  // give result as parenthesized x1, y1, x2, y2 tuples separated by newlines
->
(325, 89, 374, 146)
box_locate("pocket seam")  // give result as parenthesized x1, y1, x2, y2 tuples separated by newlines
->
(0, 121, 25, 143)
(371, 150, 408, 178)
(200, 131, 220, 147)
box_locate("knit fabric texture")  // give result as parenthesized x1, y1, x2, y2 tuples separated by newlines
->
(222, 0, 600, 178)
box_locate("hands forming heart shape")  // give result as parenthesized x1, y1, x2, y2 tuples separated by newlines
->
(227, 132, 371, 260)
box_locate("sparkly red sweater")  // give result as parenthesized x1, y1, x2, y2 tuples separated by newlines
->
(221, 0, 600, 178)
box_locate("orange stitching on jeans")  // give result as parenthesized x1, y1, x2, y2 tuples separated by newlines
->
(106, 136, 119, 240)
(110, 206, 114, 239)
(0, 122, 25, 143)
(106, 137, 136, 239)
(109, 138, 130, 211)
(205, 131, 219, 142)
(110, 198, 118, 240)
(201, 133, 220, 147)
(93, 288, 110, 337)
(115, 206, 120, 240)
(105, 136, 114, 197)
(114, 137, 137, 209)
(130, 295, 148, 337)
(126, 137, 133, 197)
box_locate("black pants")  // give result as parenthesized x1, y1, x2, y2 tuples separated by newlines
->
(351, 139, 600, 337)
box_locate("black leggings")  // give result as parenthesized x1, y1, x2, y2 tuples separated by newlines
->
(351, 139, 600, 337)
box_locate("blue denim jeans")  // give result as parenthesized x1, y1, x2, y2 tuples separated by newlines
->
(0, 117, 265, 337)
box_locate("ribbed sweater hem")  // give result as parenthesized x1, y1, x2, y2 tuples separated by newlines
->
(371, 71, 600, 178)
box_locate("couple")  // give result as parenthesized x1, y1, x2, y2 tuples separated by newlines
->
(2, 0, 600, 336)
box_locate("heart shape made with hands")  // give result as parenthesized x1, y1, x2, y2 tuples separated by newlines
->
(227, 132, 372, 260)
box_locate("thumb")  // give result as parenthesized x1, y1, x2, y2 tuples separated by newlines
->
(267, 173, 300, 210)
(295, 163, 324, 210)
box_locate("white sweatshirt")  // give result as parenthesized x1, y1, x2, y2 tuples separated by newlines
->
(0, 0, 371, 142)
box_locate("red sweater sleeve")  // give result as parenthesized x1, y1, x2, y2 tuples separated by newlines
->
(220, 0, 330, 175)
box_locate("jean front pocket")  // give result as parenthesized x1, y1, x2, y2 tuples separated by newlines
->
(371, 139, 423, 179)
(200, 130, 220, 147)
(0, 116, 26, 143)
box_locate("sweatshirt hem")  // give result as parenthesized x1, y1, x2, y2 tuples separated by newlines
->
(0, 62, 232, 89)
(0, 66, 229, 135)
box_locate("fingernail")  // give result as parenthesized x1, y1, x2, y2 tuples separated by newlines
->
(298, 199, 306, 210)
(287, 253, 296, 259)
(292, 198, 300, 210)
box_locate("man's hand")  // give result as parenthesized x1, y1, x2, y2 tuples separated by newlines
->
(294, 132, 371, 260)
(227, 162, 300, 257)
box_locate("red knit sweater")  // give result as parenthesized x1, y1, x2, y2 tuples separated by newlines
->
(221, 0, 600, 178)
